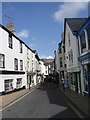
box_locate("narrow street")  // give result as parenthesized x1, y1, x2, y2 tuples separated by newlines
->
(2, 83, 81, 118)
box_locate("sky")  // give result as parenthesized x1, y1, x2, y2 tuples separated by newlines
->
(1, 0, 89, 58)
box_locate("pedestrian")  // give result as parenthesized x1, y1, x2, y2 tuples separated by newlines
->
(61, 76, 65, 91)
(29, 77, 31, 90)
(56, 72, 59, 88)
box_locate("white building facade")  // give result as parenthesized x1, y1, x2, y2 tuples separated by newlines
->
(0, 24, 41, 94)
(0, 25, 26, 93)
(64, 18, 87, 93)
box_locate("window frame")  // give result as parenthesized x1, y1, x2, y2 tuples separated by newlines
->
(20, 60, 23, 71)
(86, 25, 90, 50)
(68, 50, 73, 64)
(60, 57, 63, 67)
(0, 54, 5, 68)
(20, 41, 23, 53)
(80, 32, 86, 53)
(8, 33, 13, 49)
(68, 32, 71, 46)
(14, 58, 18, 70)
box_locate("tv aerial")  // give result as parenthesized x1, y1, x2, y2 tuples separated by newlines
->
(4, 14, 14, 24)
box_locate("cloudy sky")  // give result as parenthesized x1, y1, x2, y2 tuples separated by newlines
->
(2, 0, 89, 58)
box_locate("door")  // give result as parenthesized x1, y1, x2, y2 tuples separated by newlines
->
(75, 73, 78, 92)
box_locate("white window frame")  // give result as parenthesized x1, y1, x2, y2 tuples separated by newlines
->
(4, 79, 13, 92)
(16, 78, 22, 89)
(14, 58, 18, 70)
(0, 54, 5, 68)
(20, 41, 23, 53)
(20, 60, 23, 71)
(8, 33, 13, 49)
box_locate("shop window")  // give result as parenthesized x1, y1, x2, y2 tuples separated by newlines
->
(83, 65, 88, 92)
(16, 78, 22, 89)
(70, 73, 75, 86)
(4, 79, 13, 92)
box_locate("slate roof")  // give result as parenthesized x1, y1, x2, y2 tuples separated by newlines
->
(65, 18, 87, 33)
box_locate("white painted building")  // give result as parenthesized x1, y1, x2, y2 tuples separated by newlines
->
(57, 32, 67, 81)
(0, 24, 26, 93)
(0, 24, 41, 93)
(40, 60, 49, 76)
(64, 18, 87, 93)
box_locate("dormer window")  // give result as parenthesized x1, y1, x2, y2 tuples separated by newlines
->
(8, 33, 13, 49)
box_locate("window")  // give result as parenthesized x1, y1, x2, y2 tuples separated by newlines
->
(27, 61, 29, 69)
(8, 33, 13, 49)
(60, 57, 63, 67)
(4, 79, 13, 92)
(59, 47, 62, 53)
(87, 26, 90, 49)
(14, 58, 18, 70)
(69, 53, 70, 61)
(64, 64, 67, 68)
(83, 65, 88, 92)
(70, 73, 75, 86)
(45, 66, 47, 69)
(68, 33, 71, 46)
(16, 78, 22, 89)
(20, 60, 23, 71)
(20, 41, 23, 53)
(68, 50, 73, 64)
(71, 50, 73, 63)
(80, 32, 86, 53)
(0, 54, 5, 68)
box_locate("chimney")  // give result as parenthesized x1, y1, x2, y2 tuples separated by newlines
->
(6, 22, 16, 35)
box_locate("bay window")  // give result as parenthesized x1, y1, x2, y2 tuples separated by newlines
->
(87, 26, 90, 49)
(80, 32, 86, 53)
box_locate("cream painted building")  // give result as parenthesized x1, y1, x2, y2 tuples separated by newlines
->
(64, 18, 87, 93)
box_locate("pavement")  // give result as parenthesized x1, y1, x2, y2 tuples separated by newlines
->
(59, 83, 90, 119)
(0, 82, 89, 119)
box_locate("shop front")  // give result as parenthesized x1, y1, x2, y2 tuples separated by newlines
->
(82, 62, 90, 96)
(67, 67, 81, 93)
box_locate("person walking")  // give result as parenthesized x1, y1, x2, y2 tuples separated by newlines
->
(61, 76, 65, 91)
